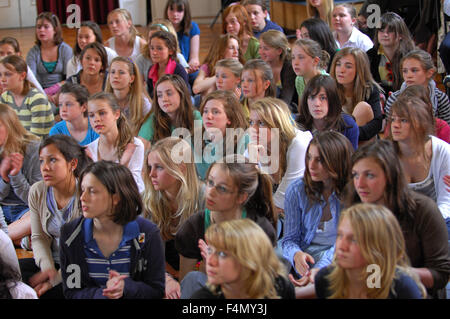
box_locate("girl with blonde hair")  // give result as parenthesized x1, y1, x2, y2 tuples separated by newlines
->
(143, 137, 205, 299)
(214, 58, 243, 99)
(330, 47, 383, 142)
(259, 30, 297, 111)
(315, 203, 426, 299)
(192, 218, 294, 299)
(306, 0, 334, 26)
(247, 97, 312, 215)
(106, 8, 146, 61)
(105, 56, 152, 135)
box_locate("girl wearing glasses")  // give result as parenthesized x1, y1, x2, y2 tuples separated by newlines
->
(175, 154, 277, 297)
(191, 219, 295, 299)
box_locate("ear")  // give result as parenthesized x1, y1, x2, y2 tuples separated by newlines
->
(80, 102, 87, 113)
(19, 71, 27, 82)
(236, 192, 249, 206)
(129, 74, 135, 84)
(69, 158, 78, 172)
(312, 56, 320, 67)
(426, 68, 435, 80)
(263, 79, 271, 91)
(114, 108, 121, 120)
(351, 17, 357, 27)
(111, 193, 120, 207)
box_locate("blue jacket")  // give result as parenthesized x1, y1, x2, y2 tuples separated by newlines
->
(59, 216, 165, 299)
(280, 178, 341, 273)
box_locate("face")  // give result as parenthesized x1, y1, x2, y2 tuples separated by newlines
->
(58, 93, 86, 122)
(0, 44, 16, 57)
(241, 69, 267, 100)
(39, 144, 74, 188)
(215, 67, 240, 91)
(0, 64, 26, 91)
(249, 110, 271, 145)
(299, 26, 310, 39)
(202, 99, 231, 137)
(150, 37, 171, 64)
(377, 26, 398, 48)
(258, 39, 282, 63)
(108, 12, 131, 36)
(88, 99, 120, 135)
(307, 87, 329, 120)
(206, 244, 241, 286)
(36, 18, 56, 42)
(81, 48, 103, 75)
(223, 38, 240, 60)
(389, 112, 411, 142)
(306, 144, 330, 182)
(80, 172, 117, 220)
(352, 158, 387, 205)
(245, 4, 267, 31)
(156, 80, 181, 118)
(292, 45, 317, 77)
(109, 61, 135, 91)
(402, 58, 433, 87)
(334, 54, 356, 87)
(335, 217, 367, 270)
(167, 5, 185, 26)
(332, 7, 355, 33)
(147, 151, 180, 193)
(309, 0, 322, 8)
(205, 164, 243, 212)
(0, 120, 8, 147)
(225, 13, 241, 36)
(77, 26, 97, 51)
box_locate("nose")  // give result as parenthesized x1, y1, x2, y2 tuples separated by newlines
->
(354, 175, 366, 189)
(336, 237, 348, 252)
(206, 252, 218, 267)
(41, 160, 50, 171)
(149, 166, 157, 178)
(80, 190, 88, 203)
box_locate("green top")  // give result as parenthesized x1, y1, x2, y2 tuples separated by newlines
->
(138, 109, 202, 143)
(204, 208, 247, 231)
(295, 69, 329, 101)
(243, 37, 260, 61)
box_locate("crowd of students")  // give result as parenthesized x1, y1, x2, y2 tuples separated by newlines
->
(0, 0, 449, 300)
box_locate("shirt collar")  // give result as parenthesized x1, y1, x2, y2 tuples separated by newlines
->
(148, 58, 177, 84)
(83, 218, 140, 245)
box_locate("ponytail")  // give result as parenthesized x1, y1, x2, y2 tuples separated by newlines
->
(116, 113, 134, 160)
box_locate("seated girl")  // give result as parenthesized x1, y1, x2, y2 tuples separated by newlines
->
(86, 92, 145, 193)
(281, 131, 353, 287)
(66, 21, 118, 79)
(0, 55, 54, 137)
(192, 219, 295, 299)
(49, 83, 99, 146)
(105, 56, 152, 135)
(143, 137, 205, 299)
(315, 203, 426, 299)
(297, 74, 359, 150)
(215, 58, 243, 99)
(60, 161, 165, 299)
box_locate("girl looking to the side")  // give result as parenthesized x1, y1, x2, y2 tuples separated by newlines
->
(214, 58, 243, 99)
(86, 92, 145, 193)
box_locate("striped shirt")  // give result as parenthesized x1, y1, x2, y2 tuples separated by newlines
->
(83, 218, 139, 287)
(0, 88, 54, 137)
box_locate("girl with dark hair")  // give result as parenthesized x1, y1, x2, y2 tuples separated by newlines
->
(366, 12, 415, 95)
(297, 74, 359, 150)
(20, 134, 92, 298)
(146, 31, 190, 98)
(65, 42, 108, 96)
(175, 154, 277, 297)
(66, 21, 118, 79)
(0, 55, 54, 137)
(49, 82, 99, 146)
(164, 0, 201, 77)
(106, 8, 146, 61)
(27, 12, 73, 90)
(344, 139, 450, 298)
(60, 161, 165, 299)
(86, 92, 145, 193)
(138, 74, 201, 150)
(280, 131, 353, 287)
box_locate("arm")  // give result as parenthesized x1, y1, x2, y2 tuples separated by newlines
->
(26, 46, 39, 83)
(28, 91, 55, 137)
(188, 34, 200, 73)
(358, 86, 383, 141)
(433, 139, 450, 219)
(192, 68, 216, 95)
(125, 138, 145, 194)
(435, 90, 450, 126)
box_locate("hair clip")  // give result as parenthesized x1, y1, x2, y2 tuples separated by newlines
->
(152, 24, 169, 32)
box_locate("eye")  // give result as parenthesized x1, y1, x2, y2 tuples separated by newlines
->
(217, 251, 228, 258)
(216, 185, 228, 194)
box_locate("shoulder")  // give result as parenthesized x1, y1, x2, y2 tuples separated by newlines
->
(286, 177, 306, 199)
(133, 136, 144, 148)
(30, 180, 47, 196)
(190, 21, 200, 35)
(342, 113, 357, 126)
(431, 135, 450, 153)
(135, 216, 159, 234)
(410, 191, 441, 219)
(50, 120, 68, 135)
(391, 269, 423, 299)
(291, 129, 313, 147)
(59, 42, 73, 54)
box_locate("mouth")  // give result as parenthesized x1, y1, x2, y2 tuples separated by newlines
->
(43, 175, 52, 181)
(81, 205, 89, 212)
(94, 125, 104, 131)
(206, 198, 215, 206)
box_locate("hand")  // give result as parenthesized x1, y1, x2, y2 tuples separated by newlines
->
(29, 268, 58, 297)
(444, 175, 450, 192)
(307, 268, 320, 284)
(165, 274, 181, 299)
(188, 60, 200, 74)
(289, 273, 310, 287)
(198, 239, 209, 262)
(8, 153, 24, 176)
(0, 156, 12, 182)
(103, 270, 127, 299)
(293, 251, 315, 277)
(120, 143, 136, 167)
(296, 28, 302, 39)
(247, 143, 265, 163)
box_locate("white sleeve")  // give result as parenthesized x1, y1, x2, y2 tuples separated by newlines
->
(432, 136, 450, 219)
(27, 66, 46, 96)
(0, 230, 21, 278)
(128, 138, 145, 194)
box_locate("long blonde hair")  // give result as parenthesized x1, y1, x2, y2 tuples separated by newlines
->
(105, 56, 146, 135)
(205, 218, 287, 299)
(327, 203, 426, 299)
(142, 137, 202, 240)
(306, 0, 334, 26)
(107, 8, 140, 48)
(248, 97, 297, 180)
(0, 103, 39, 155)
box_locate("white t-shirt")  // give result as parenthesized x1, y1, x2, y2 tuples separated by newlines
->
(334, 27, 373, 51)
